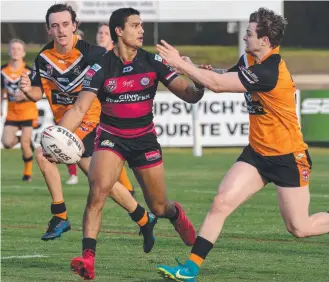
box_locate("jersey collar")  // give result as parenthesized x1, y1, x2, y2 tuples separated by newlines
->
(260, 46, 280, 63)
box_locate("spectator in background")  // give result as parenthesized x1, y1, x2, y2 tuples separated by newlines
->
(75, 29, 84, 40)
(96, 23, 114, 50)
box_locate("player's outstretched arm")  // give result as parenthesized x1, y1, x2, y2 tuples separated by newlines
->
(156, 40, 247, 93)
(167, 76, 205, 104)
(19, 72, 43, 102)
(59, 91, 96, 133)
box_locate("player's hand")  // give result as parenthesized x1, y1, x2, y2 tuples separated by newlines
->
(19, 72, 32, 94)
(156, 40, 183, 69)
(198, 64, 213, 71)
(14, 90, 27, 102)
(42, 148, 60, 164)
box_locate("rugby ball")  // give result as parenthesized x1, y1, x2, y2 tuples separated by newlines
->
(41, 125, 83, 164)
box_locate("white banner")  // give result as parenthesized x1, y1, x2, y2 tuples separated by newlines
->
(154, 92, 249, 147)
(1, 0, 283, 23)
(0, 90, 300, 148)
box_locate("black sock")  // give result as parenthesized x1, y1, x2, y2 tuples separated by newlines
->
(129, 204, 147, 223)
(191, 236, 214, 259)
(82, 238, 97, 254)
(169, 206, 179, 222)
(51, 202, 66, 215)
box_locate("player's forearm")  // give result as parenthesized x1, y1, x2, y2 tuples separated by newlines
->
(23, 87, 43, 102)
(59, 107, 85, 133)
(182, 83, 205, 104)
(176, 61, 225, 93)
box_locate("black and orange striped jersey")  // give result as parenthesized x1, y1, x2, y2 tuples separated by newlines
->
(229, 47, 307, 156)
(31, 35, 105, 123)
(1, 62, 38, 121)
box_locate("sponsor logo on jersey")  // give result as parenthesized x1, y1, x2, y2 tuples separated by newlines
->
(140, 77, 150, 86)
(57, 77, 70, 83)
(122, 79, 134, 88)
(85, 69, 96, 80)
(91, 63, 102, 72)
(123, 66, 133, 73)
(154, 54, 163, 62)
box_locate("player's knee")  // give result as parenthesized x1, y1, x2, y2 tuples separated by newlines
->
(210, 193, 235, 217)
(2, 137, 13, 149)
(286, 223, 309, 238)
(88, 179, 111, 207)
(87, 186, 108, 211)
(2, 142, 12, 149)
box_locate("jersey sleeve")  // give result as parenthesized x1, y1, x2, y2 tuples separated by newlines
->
(237, 55, 280, 92)
(81, 41, 107, 66)
(227, 55, 245, 73)
(149, 53, 179, 87)
(81, 57, 105, 94)
(31, 56, 42, 87)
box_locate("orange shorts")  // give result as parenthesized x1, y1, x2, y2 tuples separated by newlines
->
(74, 121, 98, 158)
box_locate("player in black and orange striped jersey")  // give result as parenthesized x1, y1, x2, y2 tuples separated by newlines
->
(155, 8, 329, 281)
(1, 39, 38, 182)
(95, 22, 136, 197)
(19, 4, 156, 249)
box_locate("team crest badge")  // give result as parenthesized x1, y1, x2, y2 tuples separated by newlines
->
(105, 78, 117, 92)
(46, 64, 53, 76)
(73, 66, 81, 75)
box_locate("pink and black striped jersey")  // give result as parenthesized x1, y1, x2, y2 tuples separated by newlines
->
(82, 49, 178, 138)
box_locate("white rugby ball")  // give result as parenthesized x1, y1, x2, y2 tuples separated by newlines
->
(41, 125, 83, 164)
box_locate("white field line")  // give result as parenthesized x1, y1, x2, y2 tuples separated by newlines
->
(1, 254, 48, 260)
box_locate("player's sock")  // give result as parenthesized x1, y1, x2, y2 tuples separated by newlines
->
(129, 204, 148, 227)
(51, 200, 67, 220)
(189, 236, 214, 267)
(169, 205, 179, 222)
(67, 164, 77, 176)
(82, 238, 96, 255)
(23, 156, 33, 176)
(119, 166, 134, 192)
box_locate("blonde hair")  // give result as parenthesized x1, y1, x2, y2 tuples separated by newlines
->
(75, 29, 85, 40)
(8, 38, 26, 52)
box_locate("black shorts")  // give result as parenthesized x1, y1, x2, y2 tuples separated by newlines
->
(4, 120, 33, 128)
(94, 126, 163, 169)
(80, 127, 97, 158)
(237, 145, 312, 187)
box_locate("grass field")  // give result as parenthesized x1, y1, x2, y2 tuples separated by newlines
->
(1, 148, 329, 282)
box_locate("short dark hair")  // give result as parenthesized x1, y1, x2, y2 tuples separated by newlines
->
(98, 23, 109, 30)
(109, 8, 140, 43)
(249, 7, 288, 48)
(46, 3, 78, 29)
